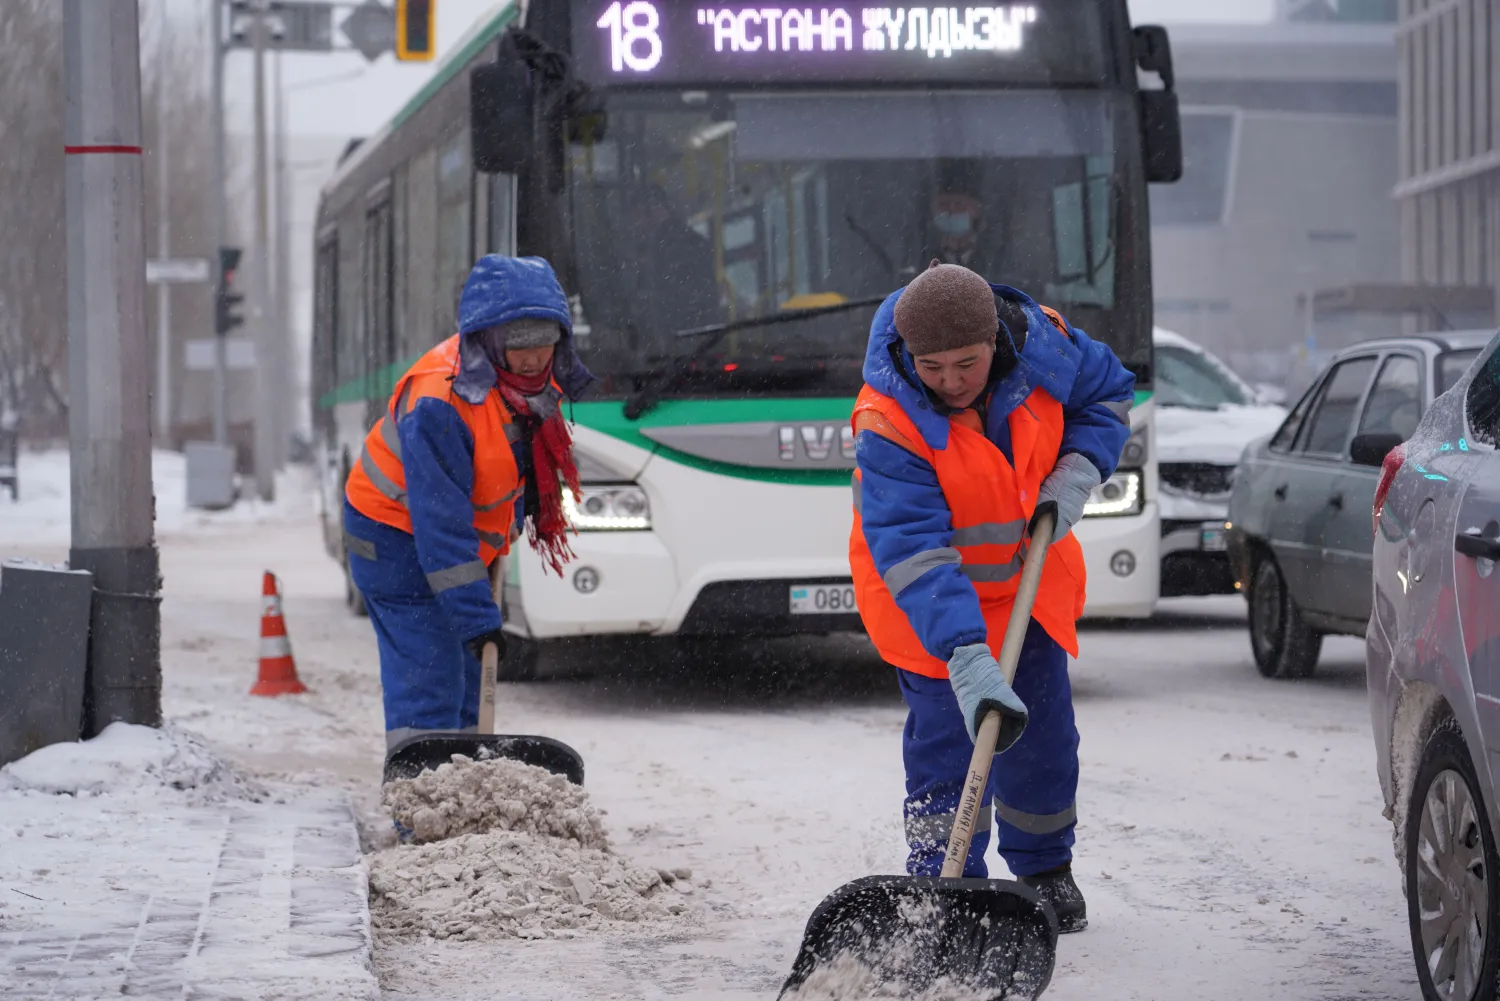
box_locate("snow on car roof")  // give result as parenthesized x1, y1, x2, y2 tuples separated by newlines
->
(1153, 326, 1258, 402)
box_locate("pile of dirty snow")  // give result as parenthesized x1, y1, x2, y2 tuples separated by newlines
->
(372, 755, 697, 941)
(369, 829, 692, 941)
(382, 754, 605, 845)
(0, 721, 265, 804)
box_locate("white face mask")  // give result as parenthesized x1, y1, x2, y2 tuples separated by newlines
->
(933, 212, 975, 237)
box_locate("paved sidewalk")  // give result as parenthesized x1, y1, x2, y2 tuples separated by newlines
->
(0, 730, 377, 1001)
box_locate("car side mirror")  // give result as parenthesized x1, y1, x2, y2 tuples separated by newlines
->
(1350, 431, 1404, 468)
(1253, 383, 1287, 406)
(471, 58, 534, 174)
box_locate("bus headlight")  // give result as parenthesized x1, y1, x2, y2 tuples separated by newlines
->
(564, 485, 651, 531)
(1082, 469, 1143, 518)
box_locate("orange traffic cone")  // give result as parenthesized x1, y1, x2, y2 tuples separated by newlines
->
(252, 571, 307, 696)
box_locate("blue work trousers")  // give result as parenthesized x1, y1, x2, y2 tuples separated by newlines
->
(899, 620, 1079, 878)
(344, 503, 481, 748)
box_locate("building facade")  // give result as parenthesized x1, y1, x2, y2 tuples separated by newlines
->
(1149, 17, 1401, 393)
(1395, 0, 1500, 328)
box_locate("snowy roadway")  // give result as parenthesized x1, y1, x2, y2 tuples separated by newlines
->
(1, 457, 1418, 1000)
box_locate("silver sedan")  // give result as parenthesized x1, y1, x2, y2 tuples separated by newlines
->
(1367, 330, 1500, 1001)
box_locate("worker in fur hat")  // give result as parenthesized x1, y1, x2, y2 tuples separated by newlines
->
(848, 260, 1135, 932)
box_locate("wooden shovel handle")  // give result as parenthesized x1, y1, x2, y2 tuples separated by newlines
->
(939, 511, 1056, 879)
(477, 559, 504, 735)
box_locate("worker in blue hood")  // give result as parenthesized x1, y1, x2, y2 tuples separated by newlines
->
(344, 255, 594, 752)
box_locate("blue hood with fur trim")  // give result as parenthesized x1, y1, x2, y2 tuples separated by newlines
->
(452, 255, 596, 404)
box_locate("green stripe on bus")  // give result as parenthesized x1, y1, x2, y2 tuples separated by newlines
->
(568, 398, 856, 487)
(319, 377, 1154, 484)
(391, 4, 519, 130)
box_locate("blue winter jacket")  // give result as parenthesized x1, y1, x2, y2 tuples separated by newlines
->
(352, 255, 595, 643)
(855, 283, 1135, 664)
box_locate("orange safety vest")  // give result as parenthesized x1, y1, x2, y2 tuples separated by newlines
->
(849, 384, 1088, 679)
(345, 335, 522, 564)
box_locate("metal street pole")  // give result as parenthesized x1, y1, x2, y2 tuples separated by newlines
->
(210, 0, 228, 446)
(155, 43, 171, 445)
(274, 46, 289, 470)
(251, 1, 275, 501)
(63, 0, 161, 734)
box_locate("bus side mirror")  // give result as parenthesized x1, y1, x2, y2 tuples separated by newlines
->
(471, 59, 534, 174)
(1134, 25, 1182, 184)
(1133, 25, 1175, 90)
(1140, 90, 1183, 183)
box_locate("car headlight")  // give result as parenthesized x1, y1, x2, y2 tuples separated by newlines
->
(1082, 469, 1143, 518)
(563, 484, 651, 531)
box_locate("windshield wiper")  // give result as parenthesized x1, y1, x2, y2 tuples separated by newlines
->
(622, 295, 887, 420)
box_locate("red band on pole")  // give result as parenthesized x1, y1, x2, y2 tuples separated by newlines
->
(64, 145, 143, 155)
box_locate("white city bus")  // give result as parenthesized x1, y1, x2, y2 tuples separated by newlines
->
(312, 0, 1180, 676)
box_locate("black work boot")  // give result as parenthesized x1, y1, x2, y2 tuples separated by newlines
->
(1019, 864, 1088, 933)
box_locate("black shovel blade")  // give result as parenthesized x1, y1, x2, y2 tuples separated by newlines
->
(779, 875, 1057, 1001)
(381, 732, 585, 785)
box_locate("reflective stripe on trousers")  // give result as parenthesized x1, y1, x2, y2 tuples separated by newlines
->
(993, 799, 1077, 836)
(425, 560, 488, 594)
(904, 806, 992, 846)
(343, 531, 377, 561)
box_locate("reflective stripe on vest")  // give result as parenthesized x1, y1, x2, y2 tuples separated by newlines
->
(344, 335, 522, 564)
(848, 381, 1089, 677)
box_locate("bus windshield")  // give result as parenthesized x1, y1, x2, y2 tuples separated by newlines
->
(566, 88, 1146, 401)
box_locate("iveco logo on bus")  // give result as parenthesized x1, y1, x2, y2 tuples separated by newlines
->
(778, 425, 856, 463)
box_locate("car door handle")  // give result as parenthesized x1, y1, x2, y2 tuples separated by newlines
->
(1456, 532, 1500, 561)
(1328, 493, 1344, 510)
(1274, 484, 1288, 501)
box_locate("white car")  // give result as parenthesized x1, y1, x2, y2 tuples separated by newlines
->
(1154, 327, 1287, 597)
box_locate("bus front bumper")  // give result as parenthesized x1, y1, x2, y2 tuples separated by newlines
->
(1073, 502, 1160, 619)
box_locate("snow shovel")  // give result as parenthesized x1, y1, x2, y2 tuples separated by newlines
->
(381, 559, 585, 786)
(778, 512, 1062, 1001)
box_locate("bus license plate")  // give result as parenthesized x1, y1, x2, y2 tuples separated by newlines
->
(1201, 526, 1228, 551)
(789, 584, 856, 615)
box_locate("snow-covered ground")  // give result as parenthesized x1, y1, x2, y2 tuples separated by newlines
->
(0, 448, 303, 548)
(0, 470, 1419, 1000)
(0, 724, 376, 1000)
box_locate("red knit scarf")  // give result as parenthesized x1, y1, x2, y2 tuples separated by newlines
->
(493, 365, 580, 575)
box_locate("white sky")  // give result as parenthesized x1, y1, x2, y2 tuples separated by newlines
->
(219, 0, 1275, 141)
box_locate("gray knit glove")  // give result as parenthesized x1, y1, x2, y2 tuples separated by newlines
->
(947, 643, 1029, 751)
(1033, 452, 1102, 538)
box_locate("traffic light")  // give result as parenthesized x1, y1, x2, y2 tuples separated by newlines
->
(395, 0, 435, 62)
(216, 247, 245, 335)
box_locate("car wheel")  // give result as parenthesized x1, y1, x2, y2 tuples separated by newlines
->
(1406, 718, 1500, 1001)
(497, 635, 540, 682)
(1247, 551, 1320, 678)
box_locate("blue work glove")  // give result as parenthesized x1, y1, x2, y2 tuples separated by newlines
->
(947, 643, 1029, 752)
(1033, 452, 1102, 539)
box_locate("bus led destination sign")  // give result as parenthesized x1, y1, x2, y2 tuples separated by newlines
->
(573, 0, 1107, 86)
(691, 5, 1038, 59)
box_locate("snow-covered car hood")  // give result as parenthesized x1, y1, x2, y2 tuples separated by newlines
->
(1156, 404, 1288, 466)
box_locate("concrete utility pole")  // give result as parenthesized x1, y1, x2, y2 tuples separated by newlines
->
(210, 0, 229, 447)
(251, 1, 276, 501)
(155, 41, 172, 445)
(63, 0, 162, 733)
(274, 46, 290, 470)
